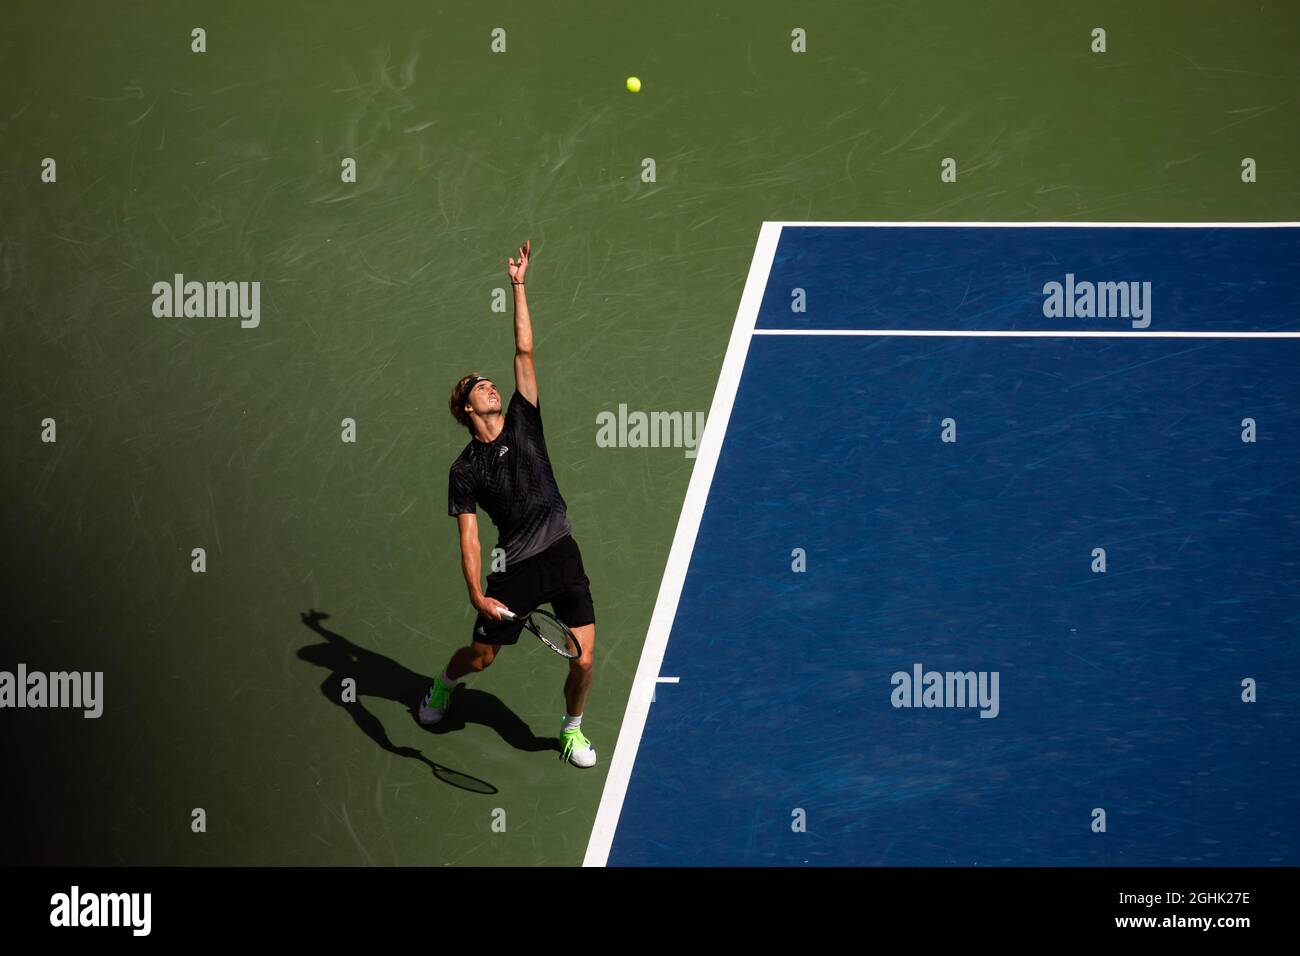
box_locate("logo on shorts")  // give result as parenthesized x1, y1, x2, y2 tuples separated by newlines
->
(498, 445, 509, 458)
(476, 625, 487, 636)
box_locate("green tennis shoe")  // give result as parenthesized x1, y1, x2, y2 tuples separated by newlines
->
(418, 678, 458, 725)
(560, 726, 597, 768)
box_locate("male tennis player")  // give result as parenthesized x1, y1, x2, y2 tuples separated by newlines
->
(418, 240, 598, 769)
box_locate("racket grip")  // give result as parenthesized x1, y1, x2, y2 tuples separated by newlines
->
(496, 608, 516, 621)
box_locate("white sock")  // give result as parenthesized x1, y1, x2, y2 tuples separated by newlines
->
(437, 670, 458, 690)
(562, 713, 583, 733)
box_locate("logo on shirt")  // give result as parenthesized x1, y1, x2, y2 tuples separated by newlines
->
(498, 445, 509, 458)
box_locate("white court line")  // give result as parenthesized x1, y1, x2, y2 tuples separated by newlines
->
(582, 221, 782, 868)
(582, 219, 1297, 868)
(755, 329, 1300, 339)
(768, 221, 1300, 228)
(651, 677, 679, 703)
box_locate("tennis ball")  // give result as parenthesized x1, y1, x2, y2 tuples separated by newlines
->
(626, 76, 641, 93)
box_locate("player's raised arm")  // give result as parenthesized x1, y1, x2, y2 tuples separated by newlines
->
(508, 239, 538, 406)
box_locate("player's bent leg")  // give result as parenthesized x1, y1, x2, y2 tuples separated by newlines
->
(564, 624, 595, 710)
(418, 642, 499, 726)
(560, 624, 597, 768)
(456, 641, 499, 675)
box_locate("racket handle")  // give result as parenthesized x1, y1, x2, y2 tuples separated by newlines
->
(496, 608, 516, 621)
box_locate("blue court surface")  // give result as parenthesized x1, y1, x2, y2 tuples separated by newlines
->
(588, 223, 1300, 867)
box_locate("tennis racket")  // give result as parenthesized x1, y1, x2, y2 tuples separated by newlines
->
(498, 607, 581, 659)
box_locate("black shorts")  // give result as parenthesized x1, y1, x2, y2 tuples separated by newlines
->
(472, 534, 595, 646)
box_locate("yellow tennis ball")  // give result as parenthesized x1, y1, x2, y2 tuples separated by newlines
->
(626, 76, 641, 93)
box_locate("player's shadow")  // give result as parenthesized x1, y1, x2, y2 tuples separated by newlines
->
(297, 610, 558, 791)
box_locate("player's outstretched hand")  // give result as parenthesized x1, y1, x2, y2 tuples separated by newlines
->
(507, 239, 530, 284)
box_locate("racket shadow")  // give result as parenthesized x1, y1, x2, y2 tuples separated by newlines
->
(297, 609, 521, 793)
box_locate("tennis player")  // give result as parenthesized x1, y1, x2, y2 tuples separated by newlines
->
(418, 240, 598, 769)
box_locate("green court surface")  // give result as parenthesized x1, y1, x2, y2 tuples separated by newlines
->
(1, 2, 1296, 865)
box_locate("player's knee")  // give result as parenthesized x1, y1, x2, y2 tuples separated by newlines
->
(472, 644, 498, 670)
(572, 651, 593, 673)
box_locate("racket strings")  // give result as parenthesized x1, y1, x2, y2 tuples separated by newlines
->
(532, 613, 580, 657)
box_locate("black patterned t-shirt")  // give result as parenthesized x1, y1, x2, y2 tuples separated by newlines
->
(448, 390, 572, 565)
